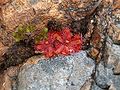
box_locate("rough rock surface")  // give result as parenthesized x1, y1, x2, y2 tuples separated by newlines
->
(107, 44, 120, 74)
(92, 44, 120, 90)
(17, 51, 95, 90)
(95, 61, 114, 89)
(1, 0, 63, 30)
(92, 61, 120, 90)
(0, 0, 120, 90)
(1, 42, 119, 90)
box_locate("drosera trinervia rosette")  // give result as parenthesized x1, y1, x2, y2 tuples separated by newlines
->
(35, 27, 83, 57)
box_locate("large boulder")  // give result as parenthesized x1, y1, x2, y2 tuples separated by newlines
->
(17, 51, 95, 90)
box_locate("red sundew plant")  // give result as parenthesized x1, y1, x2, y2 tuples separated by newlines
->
(35, 27, 83, 57)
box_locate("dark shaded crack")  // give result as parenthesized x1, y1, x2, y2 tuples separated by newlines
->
(66, 61, 74, 88)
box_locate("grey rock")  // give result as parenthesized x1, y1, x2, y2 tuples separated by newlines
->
(80, 79, 93, 90)
(95, 61, 120, 90)
(107, 44, 120, 74)
(91, 82, 104, 90)
(95, 61, 113, 89)
(113, 61, 120, 75)
(29, 0, 39, 5)
(117, 24, 120, 28)
(92, 43, 120, 90)
(111, 45, 120, 56)
(111, 76, 120, 90)
(17, 51, 95, 90)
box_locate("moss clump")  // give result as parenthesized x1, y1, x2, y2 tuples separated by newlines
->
(35, 27, 48, 44)
(13, 24, 35, 42)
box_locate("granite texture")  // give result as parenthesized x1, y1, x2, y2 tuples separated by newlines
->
(17, 51, 95, 90)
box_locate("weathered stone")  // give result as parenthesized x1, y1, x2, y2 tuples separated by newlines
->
(0, 42, 4, 47)
(91, 30, 101, 48)
(0, 30, 14, 46)
(113, 61, 120, 75)
(109, 44, 120, 75)
(117, 24, 120, 28)
(0, 46, 8, 57)
(1, 0, 63, 30)
(93, 59, 120, 90)
(107, 54, 119, 69)
(2, 6, 35, 30)
(0, 66, 19, 90)
(0, 8, 2, 19)
(112, 0, 120, 10)
(2, 0, 30, 18)
(105, 38, 120, 75)
(107, 39, 120, 71)
(95, 61, 112, 89)
(0, 42, 8, 57)
(80, 79, 93, 90)
(17, 51, 95, 90)
(0, 0, 10, 5)
(0, 0, 120, 90)
(110, 74, 120, 90)
(89, 47, 99, 59)
(92, 81, 120, 90)
(111, 44, 120, 55)
(117, 32, 120, 41)
(91, 82, 104, 90)
(111, 25, 120, 44)
(114, 32, 120, 45)
(1, 0, 32, 29)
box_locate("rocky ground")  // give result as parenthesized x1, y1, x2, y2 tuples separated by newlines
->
(0, 0, 120, 90)
(0, 42, 120, 90)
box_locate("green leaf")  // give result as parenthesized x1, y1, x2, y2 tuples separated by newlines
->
(15, 38, 21, 42)
(26, 24, 35, 33)
(29, 24, 35, 32)
(17, 25, 24, 33)
(43, 28, 48, 33)
(26, 25, 31, 33)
